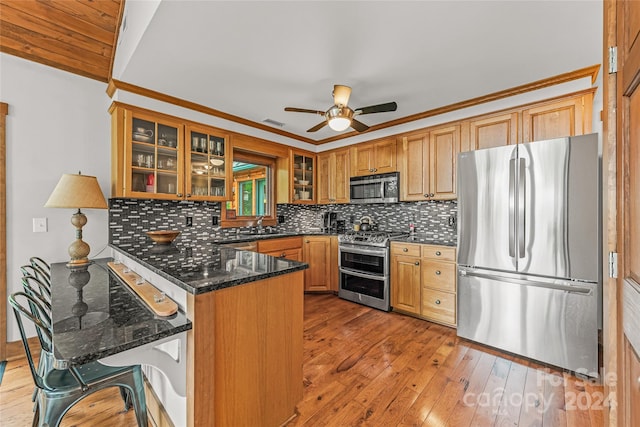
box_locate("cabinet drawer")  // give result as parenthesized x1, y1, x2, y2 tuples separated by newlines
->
(422, 261, 456, 292)
(422, 289, 456, 326)
(258, 236, 302, 252)
(422, 245, 456, 261)
(391, 243, 421, 257)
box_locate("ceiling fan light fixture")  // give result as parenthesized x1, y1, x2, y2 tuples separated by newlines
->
(327, 106, 353, 131)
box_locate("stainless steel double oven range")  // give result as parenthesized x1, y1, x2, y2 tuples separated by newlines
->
(338, 230, 408, 311)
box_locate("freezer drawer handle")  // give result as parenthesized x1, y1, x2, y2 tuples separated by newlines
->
(460, 270, 593, 295)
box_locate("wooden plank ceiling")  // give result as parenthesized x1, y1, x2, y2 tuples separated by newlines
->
(0, 0, 123, 82)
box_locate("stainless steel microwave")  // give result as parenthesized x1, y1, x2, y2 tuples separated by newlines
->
(349, 172, 399, 204)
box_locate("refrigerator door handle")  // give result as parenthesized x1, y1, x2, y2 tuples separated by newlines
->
(459, 269, 593, 295)
(509, 158, 516, 257)
(518, 157, 526, 258)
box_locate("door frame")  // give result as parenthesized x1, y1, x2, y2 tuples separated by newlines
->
(1, 102, 7, 361)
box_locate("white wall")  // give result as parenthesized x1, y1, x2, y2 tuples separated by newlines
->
(0, 53, 112, 341)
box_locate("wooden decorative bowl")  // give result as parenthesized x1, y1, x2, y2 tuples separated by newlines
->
(146, 230, 180, 244)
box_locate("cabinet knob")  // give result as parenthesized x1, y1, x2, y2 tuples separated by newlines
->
(415, 261, 420, 266)
(435, 270, 441, 275)
(369, 168, 374, 172)
(186, 193, 192, 198)
(403, 248, 408, 252)
(435, 299, 441, 305)
(424, 194, 430, 198)
(373, 168, 378, 172)
(177, 193, 183, 197)
(430, 193, 434, 197)
(305, 240, 310, 243)
(435, 251, 441, 256)
(280, 253, 286, 258)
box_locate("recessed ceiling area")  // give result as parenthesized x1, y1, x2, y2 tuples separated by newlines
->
(113, 1, 602, 144)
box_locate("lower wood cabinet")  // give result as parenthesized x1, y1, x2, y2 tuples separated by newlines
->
(303, 235, 333, 292)
(391, 242, 457, 327)
(625, 337, 640, 426)
(257, 236, 303, 261)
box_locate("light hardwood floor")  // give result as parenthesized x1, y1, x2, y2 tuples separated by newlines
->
(0, 294, 605, 426)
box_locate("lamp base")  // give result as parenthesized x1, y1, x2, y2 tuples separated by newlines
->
(66, 258, 91, 269)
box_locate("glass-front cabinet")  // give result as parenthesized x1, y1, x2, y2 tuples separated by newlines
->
(291, 151, 315, 204)
(110, 104, 231, 201)
(125, 110, 184, 199)
(185, 124, 230, 201)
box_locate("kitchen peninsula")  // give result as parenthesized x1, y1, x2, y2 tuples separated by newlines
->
(109, 239, 307, 427)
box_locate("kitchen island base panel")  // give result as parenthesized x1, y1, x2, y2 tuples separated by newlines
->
(187, 271, 304, 427)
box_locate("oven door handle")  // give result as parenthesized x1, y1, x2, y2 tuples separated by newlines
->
(339, 267, 386, 280)
(338, 245, 387, 257)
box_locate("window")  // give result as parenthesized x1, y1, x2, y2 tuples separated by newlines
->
(221, 151, 276, 227)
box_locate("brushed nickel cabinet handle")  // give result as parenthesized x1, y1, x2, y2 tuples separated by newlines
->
(435, 299, 441, 305)
(435, 270, 441, 275)
(435, 251, 442, 256)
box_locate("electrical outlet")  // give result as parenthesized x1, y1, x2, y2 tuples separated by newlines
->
(212, 216, 219, 226)
(278, 215, 285, 224)
(186, 216, 193, 227)
(32, 217, 47, 233)
(185, 247, 193, 258)
(448, 215, 456, 227)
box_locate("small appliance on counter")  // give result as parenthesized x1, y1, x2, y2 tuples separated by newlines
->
(322, 212, 338, 233)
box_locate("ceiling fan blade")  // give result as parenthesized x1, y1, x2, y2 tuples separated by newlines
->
(355, 101, 398, 115)
(307, 121, 328, 132)
(284, 107, 325, 115)
(350, 119, 369, 132)
(333, 85, 351, 107)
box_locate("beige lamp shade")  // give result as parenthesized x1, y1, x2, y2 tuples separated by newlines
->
(44, 173, 107, 267)
(45, 174, 108, 209)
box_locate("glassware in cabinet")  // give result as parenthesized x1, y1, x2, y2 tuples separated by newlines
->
(186, 128, 228, 200)
(292, 152, 315, 202)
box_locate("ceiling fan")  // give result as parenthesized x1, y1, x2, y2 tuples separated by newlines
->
(284, 85, 397, 133)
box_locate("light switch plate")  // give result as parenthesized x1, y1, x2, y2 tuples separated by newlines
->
(33, 217, 47, 233)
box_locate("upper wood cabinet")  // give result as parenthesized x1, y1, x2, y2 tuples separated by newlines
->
(110, 104, 232, 201)
(522, 92, 593, 143)
(463, 112, 519, 152)
(350, 138, 396, 176)
(398, 125, 459, 201)
(317, 148, 350, 204)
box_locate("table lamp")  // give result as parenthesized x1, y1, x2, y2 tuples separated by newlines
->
(44, 173, 108, 267)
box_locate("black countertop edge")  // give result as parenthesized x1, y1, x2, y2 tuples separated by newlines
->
(389, 234, 457, 247)
(109, 244, 309, 295)
(211, 231, 339, 244)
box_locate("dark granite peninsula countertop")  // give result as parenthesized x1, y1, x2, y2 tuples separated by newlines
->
(110, 239, 308, 295)
(209, 231, 339, 245)
(51, 258, 192, 366)
(389, 233, 457, 247)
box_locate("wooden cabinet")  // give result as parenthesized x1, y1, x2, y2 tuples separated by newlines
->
(303, 236, 331, 292)
(257, 236, 303, 261)
(350, 138, 396, 176)
(522, 92, 593, 143)
(398, 125, 459, 201)
(464, 112, 519, 151)
(329, 236, 339, 292)
(317, 148, 350, 204)
(290, 151, 316, 204)
(390, 242, 457, 327)
(110, 104, 230, 201)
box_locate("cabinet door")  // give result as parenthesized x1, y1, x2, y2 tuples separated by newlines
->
(303, 236, 331, 292)
(317, 152, 332, 204)
(350, 143, 375, 176)
(429, 124, 459, 200)
(625, 337, 640, 426)
(333, 148, 350, 203)
(391, 255, 421, 314)
(522, 94, 592, 142)
(185, 125, 230, 201)
(124, 109, 184, 199)
(399, 133, 429, 201)
(373, 138, 397, 173)
(292, 152, 315, 203)
(468, 112, 519, 150)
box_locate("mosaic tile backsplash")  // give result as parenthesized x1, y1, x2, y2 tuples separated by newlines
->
(109, 198, 458, 246)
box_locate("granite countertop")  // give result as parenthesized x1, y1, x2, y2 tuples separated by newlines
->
(210, 231, 339, 244)
(389, 233, 457, 247)
(51, 258, 192, 366)
(110, 239, 308, 295)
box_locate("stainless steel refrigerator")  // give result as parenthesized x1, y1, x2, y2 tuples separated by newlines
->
(457, 133, 601, 375)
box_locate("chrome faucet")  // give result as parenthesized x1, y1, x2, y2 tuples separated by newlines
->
(256, 216, 264, 234)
